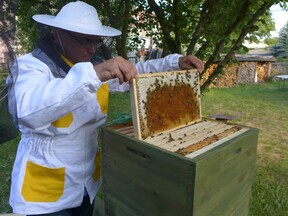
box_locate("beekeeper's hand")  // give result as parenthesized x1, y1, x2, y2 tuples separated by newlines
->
(179, 55, 204, 73)
(94, 56, 138, 84)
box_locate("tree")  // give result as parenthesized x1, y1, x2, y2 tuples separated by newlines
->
(15, 0, 69, 53)
(12, 0, 288, 90)
(96, 0, 132, 59)
(264, 37, 278, 47)
(0, 0, 18, 66)
(270, 21, 288, 58)
(141, 0, 283, 90)
(199, 0, 281, 90)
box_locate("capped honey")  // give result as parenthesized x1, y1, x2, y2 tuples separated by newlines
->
(130, 70, 201, 140)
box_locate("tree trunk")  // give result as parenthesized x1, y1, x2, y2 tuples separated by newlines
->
(195, 40, 211, 59)
(202, 0, 252, 75)
(201, 1, 275, 91)
(118, 0, 131, 59)
(101, 0, 130, 59)
(173, 0, 181, 54)
(0, 0, 18, 67)
(148, 0, 177, 54)
(186, 0, 221, 55)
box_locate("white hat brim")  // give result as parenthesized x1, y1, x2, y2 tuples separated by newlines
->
(33, 15, 121, 37)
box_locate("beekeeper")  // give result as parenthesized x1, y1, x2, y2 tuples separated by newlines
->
(7, 1, 204, 216)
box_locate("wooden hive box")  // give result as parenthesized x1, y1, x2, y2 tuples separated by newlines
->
(101, 70, 258, 216)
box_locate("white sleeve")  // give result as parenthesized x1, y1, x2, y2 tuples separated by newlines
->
(8, 54, 103, 130)
(135, 53, 181, 74)
(108, 53, 182, 92)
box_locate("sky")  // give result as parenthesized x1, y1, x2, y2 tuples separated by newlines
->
(270, 4, 288, 37)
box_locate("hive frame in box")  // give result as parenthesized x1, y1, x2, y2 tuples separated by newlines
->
(101, 122, 258, 216)
(129, 69, 201, 140)
(100, 69, 259, 216)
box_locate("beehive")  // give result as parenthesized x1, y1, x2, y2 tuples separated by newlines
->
(101, 70, 258, 216)
(129, 70, 201, 140)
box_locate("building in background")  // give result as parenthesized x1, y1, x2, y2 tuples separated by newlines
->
(0, 38, 10, 70)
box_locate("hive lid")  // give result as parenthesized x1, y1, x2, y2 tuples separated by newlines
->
(129, 69, 201, 140)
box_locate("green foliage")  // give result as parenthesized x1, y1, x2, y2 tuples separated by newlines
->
(13, 0, 287, 89)
(264, 37, 278, 46)
(270, 21, 288, 58)
(197, 1, 273, 55)
(245, 10, 275, 43)
(0, 74, 6, 89)
(129, 0, 163, 50)
(15, 0, 70, 52)
(15, 0, 279, 56)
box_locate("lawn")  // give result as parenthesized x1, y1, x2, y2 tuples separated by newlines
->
(0, 81, 287, 215)
(200, 82, 288, 215)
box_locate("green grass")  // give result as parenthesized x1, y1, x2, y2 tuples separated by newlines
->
(0, 137, 19, 213)
(1, 81, 288, 214)
(106, 92, 131, 122)
(201, 82, 288, 215)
